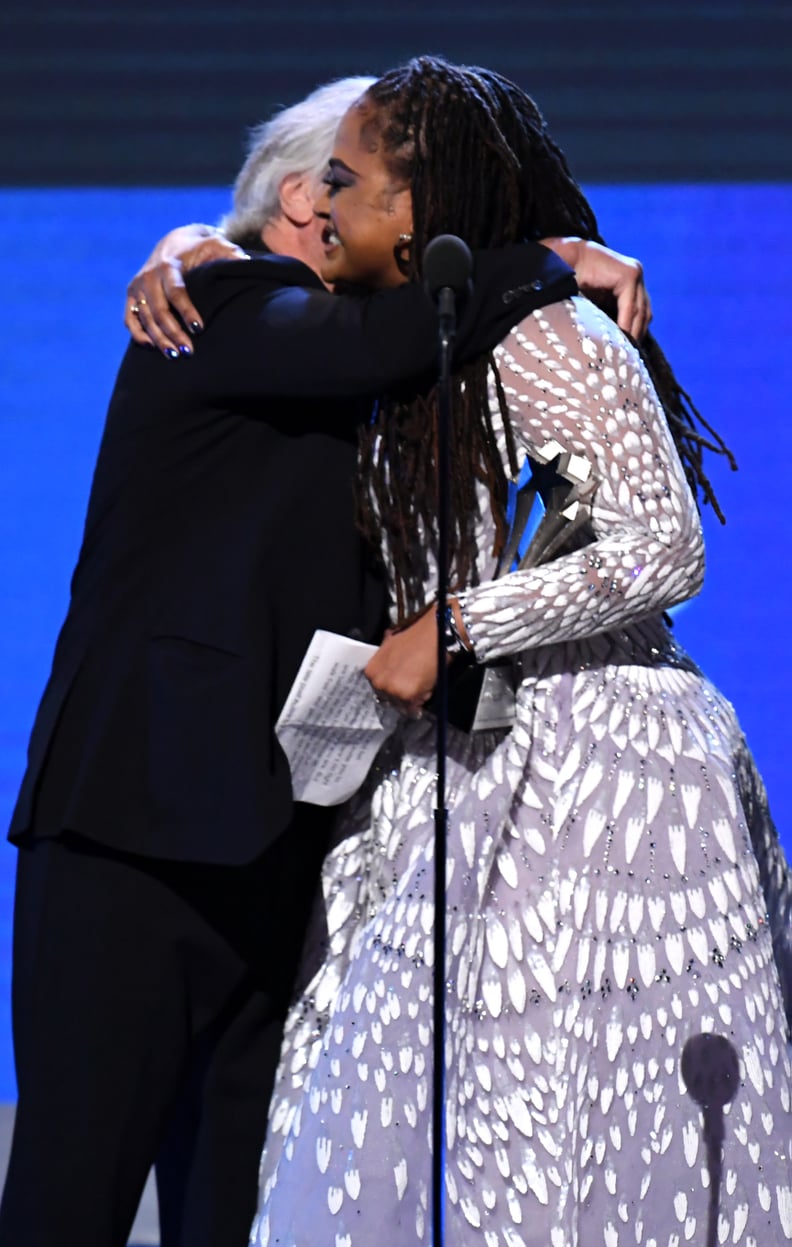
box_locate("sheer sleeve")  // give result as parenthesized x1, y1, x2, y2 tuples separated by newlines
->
(457, 297, 705, 663)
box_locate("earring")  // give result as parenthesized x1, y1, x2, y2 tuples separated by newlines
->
(394, 232, 413, 276)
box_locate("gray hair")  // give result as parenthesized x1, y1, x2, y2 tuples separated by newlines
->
(219, 76, 375, 245)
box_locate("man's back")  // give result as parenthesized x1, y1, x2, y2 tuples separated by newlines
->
(10, 254, 386, 861)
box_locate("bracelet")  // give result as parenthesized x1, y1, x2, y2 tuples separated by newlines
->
(437, 602, 470, 656)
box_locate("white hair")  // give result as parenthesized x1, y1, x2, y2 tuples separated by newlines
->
(219, 76, 375, 244)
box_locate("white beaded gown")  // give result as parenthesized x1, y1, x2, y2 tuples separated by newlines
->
(250, 296, 792, 1246)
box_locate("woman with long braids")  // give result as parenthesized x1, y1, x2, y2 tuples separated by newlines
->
(250, 58, 792, 1247)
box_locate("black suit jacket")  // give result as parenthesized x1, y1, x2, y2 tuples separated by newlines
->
(10, 246, 577, 863)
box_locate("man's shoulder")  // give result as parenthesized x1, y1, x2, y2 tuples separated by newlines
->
(186, 252, 323, 297)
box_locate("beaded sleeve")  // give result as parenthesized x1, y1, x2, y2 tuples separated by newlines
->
(456, 297, 705, 663)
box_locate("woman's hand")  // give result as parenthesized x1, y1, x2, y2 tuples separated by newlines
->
(541, 236, 652, 341)
(365, 600, 470, 718)
(124, 225, 248, 356)
(365, 608, 440, 719)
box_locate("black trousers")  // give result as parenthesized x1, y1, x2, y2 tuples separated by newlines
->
(0, 809, 331, 1247)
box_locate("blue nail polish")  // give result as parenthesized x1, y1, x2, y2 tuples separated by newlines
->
(179, 344, 193, 357)
(164, 348, 180, 360)
(189, 322, 203, 334)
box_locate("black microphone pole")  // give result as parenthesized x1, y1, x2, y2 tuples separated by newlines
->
(423, 233, 473, 1247)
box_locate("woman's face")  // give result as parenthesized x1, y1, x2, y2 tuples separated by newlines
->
(318, 102, 413, 290)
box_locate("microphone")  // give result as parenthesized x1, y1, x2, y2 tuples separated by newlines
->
(680, 1033, 740, 1247)
(423, 234, 473, 347)
(680, 1032, 740, 1127)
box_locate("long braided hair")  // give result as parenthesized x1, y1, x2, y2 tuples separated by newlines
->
(355, 56, 736, 622)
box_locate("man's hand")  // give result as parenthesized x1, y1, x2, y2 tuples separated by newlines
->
(542, 236, 652, 340)
(124, 225, 248, 356)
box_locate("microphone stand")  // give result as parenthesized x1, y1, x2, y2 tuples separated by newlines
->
(424, 234, 472, 1247)
(431, 282, 454, 1247)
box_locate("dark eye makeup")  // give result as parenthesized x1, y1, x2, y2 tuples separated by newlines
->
(323, 159, 356, 194)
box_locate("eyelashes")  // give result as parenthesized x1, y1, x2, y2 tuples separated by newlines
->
(322, 167, 354, 196)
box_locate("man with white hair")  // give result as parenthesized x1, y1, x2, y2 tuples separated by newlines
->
(1, 75, 647, 1247)
(221, 77, 379, 247)
(126, 76, 382, 352)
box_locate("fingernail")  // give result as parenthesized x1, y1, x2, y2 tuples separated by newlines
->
(189, 322, 203, 335)
(179, 344, 193, 357)
(164, 348, 180, 360)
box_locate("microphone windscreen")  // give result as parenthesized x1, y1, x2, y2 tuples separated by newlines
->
(680, 1033, 740, 1109)
(424, 234, 473, 297)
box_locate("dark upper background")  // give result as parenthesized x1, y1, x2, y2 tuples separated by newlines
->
(2, 0, 790, 187)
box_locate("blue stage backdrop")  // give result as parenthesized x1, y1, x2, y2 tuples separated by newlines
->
(1, 183, 791, 1101)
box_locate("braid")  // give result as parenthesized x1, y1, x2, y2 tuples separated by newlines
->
(355, 57, 736, 620)
(637, 336, 737, 524)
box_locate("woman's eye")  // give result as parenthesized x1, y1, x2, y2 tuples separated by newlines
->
(322, 172, 349, 196)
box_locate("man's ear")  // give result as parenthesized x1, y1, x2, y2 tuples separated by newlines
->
(278, 173, 315, 227)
